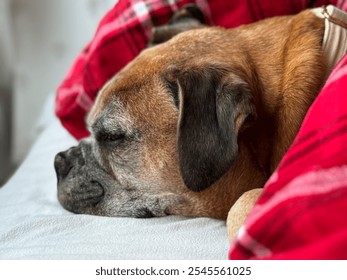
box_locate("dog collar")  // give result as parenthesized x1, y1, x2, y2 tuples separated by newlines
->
(312, 5, 347, 75)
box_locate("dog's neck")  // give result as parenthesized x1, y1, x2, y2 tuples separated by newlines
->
(312, 5, 347, 76)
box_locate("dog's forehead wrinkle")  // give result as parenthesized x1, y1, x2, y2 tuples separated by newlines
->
(91, 102, 134, 136)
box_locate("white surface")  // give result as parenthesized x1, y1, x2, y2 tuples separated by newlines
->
(0, 98, 229, 260)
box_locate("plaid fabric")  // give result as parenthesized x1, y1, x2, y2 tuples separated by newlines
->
(229, 50, 347, 259)
(55, 0, 337, 139)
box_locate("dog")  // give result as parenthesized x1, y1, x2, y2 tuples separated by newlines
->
(54, 5, 347, 241)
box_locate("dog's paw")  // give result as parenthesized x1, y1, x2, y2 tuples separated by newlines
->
(226, 188, 263, 242)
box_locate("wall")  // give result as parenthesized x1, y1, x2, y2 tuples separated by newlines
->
(10, 0, 116, 163)
(0, 0, 15, 184)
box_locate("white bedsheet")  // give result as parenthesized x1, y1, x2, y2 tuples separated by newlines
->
(0, 97, 229, 259)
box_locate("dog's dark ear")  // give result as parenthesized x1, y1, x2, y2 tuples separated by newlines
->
(148, 4, 206, 46)
(170, 66, 256, 192)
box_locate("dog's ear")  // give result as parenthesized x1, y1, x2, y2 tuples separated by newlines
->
(168, 66, 256, 192)
(148, 4, 206, 46)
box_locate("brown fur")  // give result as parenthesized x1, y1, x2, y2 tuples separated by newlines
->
(85, 10, 326, 220)
(54, 9, 328, 241)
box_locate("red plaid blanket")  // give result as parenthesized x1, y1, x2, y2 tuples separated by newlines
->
(55, 0, 336, 139)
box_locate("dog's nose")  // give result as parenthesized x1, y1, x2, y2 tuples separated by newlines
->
(54, 145, 85, 182)
(54, 151, 73, 181)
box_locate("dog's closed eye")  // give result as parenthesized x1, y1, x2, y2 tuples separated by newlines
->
(96, 131, 126, 148)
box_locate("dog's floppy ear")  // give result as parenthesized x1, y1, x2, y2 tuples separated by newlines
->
(148, 4, 206, 46)
(168, 66, 256, 192)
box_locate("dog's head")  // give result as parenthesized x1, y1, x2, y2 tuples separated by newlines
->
(55, 8, 265, 219)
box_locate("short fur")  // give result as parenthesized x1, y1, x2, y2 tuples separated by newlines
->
(55, 9, 326, 222)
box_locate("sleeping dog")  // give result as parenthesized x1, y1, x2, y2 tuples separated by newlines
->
(54, 5, 347, 240)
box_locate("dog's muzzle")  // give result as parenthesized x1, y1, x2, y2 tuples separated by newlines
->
(54, 143, 105, 214)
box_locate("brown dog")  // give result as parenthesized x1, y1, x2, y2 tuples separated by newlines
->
(54, 6, 345, 240)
